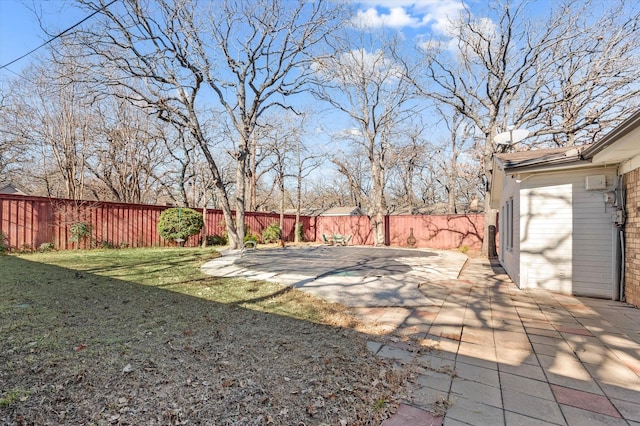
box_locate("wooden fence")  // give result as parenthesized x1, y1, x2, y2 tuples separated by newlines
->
(309, 214, 485, 250)
(0, 194, 485, 251)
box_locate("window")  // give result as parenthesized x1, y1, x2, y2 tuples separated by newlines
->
(501, 205, 505, 259)
(508, 198, 514, 250)
(503, 198, 514, 251)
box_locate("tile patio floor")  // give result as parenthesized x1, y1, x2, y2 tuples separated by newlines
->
(363, 258, 640, 426)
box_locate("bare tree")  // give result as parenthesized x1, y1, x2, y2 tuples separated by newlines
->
(87, 94, 171, 204)
(312, 34, 421, 245)
(331, 143, 368, 210)
(258, 121, 295, 241)
(247, 123, 276, 213)
(0, 93, 24, 184)
(431, 109, 476, 214)
(71, 0, 344, 249)
(2, 58, 94, 200)
(535, 1, 640, 146)
(292, 131, 321, 243)
(386, 124, 427, 214)
(416, 0, 639, 255)
(417, 1, 554, 254)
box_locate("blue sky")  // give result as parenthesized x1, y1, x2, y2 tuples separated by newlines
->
(0, 0, 86, 78)
(0, 0, 470, 77)
(0, 0, 507, 167)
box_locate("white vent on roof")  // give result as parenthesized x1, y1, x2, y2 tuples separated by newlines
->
(585, 175, 606, 191)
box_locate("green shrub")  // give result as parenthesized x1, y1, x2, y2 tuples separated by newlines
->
(206, 234, 228, 246)
(262, 222, 281, 243)
(296, 222, 305, 242)
(157, 207, 204, 243)
(98, 240, 115, 249)
(218, 220, 259, 244)
(244, 230, 260, 244)
(69, 222, 92, 244)
(0, 231, 8, 254)
(38, 242, 55, 252)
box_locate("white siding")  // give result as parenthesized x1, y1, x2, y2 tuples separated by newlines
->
(519, 167, 616, 298)
(498, 175, 520, 286)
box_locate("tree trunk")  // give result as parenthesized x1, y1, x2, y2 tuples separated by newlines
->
(481, 135, 497, 257)
(371, 161, 387, 246)
(279, 183, 285, 246)
(233, 136, 250, 248)
(295, 173, 302, 244)
(201, 203, 208, 248)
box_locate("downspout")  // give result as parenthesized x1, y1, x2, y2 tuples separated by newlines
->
(613, 174, 626, 301)
(620, 229, 625, 302)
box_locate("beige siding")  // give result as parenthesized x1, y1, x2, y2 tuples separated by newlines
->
(519, 167, 617, 298)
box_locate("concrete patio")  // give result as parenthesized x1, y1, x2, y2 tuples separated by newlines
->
(202, 246, 640, 425)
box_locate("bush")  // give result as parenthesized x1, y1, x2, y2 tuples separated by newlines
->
(219, 220, 261, 244)
(98, 240, 115, 249)
(296, 222, 305, 242)
(244, 230, 260, 244)
(69, 222, 92, 244)
(206, 234, 228, 246)
(262, 222, 281, 243)
(38, 242, 55, 252)
(0, 232, 8, 254)
(157, 207, 204, 243)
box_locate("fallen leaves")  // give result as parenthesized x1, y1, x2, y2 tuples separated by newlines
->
(1, 274, 410, 425)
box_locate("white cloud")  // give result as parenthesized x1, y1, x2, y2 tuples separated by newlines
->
(350, 0, 465, 34)
(314, 48, 403, 87)
(352, 6, 429, 29)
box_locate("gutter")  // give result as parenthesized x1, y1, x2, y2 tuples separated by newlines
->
(500, 148, 589, 174)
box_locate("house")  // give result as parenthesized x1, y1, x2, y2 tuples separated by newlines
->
(0, 183, 27, 195)
(491, 110, 640, 305)
(318, 206, 365, 216)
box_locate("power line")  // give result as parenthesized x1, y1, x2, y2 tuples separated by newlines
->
(0, 0, 118, 71)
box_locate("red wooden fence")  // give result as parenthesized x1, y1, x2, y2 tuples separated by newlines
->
(0, 194, 485, 251)
(309, 214, 485, 250)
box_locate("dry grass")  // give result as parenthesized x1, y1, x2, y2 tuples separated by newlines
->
(0, 247, 410, 425)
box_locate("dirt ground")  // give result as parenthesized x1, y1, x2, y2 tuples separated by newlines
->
(0, 254, 413, 425)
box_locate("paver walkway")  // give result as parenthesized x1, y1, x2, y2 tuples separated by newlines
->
(202, 247, 640, 425)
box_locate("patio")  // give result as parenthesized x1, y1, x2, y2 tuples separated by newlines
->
(201, 246, 640, 425)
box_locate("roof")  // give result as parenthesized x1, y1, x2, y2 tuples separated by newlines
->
(494, 109, 640, 175)
(318, 206, 365, 216)
(0, 183, 27, 195)
(582, 109, 640, 159)
(494, 145, 591, 173)
(581, 109, 640, 167)
(490, 108, 640, 209)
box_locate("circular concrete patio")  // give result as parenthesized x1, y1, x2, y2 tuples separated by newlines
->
(200, 245, 469, 307)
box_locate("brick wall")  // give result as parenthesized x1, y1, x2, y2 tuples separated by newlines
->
(624, 168, 640, 307)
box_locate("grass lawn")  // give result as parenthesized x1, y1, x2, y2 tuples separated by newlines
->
(0, 247, 406, 425)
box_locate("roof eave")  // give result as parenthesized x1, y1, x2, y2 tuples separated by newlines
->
(502, 158, 592, 174)
(582, 109, 640, 159)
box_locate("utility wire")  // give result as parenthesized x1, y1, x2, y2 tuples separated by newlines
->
(0, 0, 118, 71)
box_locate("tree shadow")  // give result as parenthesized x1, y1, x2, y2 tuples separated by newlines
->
(0, 254, 406, 425)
